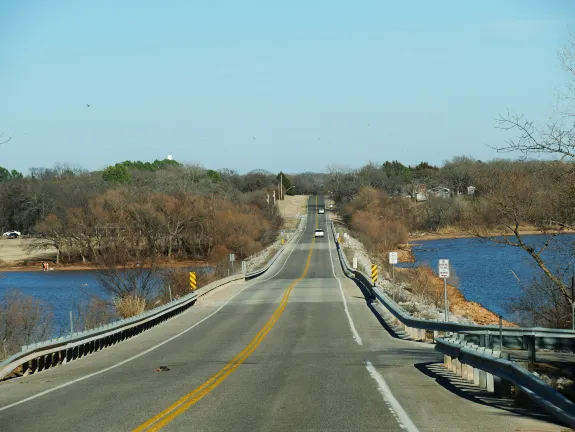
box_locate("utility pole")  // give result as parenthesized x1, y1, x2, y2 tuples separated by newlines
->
(280, 174, 283, 200)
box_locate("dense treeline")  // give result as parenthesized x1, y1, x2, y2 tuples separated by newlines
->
(330, 157, 575, 328)
(0, 160, 310, 265)
(330, 157, 574, 234)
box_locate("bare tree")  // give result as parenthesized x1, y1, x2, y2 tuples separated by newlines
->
(494, 36, 575, 160)
(0, 132, 13, 146)
(0, 291, 52, 360)
(478, 37, 575, 308)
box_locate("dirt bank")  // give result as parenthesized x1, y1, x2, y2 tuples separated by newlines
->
(335, 223, 515, 327)
(397, 266, 516, 327)
(409, 226, 575, 242)
(0, 259, 214, 273)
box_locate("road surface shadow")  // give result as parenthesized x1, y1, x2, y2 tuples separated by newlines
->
(415, 362, 564, 427)
(347, 276, 410, 340)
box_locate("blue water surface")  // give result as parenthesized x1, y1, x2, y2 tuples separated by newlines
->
(0, 271, 108, 337)
(404, 234, 575, 317)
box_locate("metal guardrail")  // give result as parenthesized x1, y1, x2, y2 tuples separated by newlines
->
(329, 220, 575, 339)
(0, 208, 309, 381)
(330, 218, 575, 427)
(245, 214, 307, 280)
(0, 274, 244, 381)
(435, 336, 575, 428)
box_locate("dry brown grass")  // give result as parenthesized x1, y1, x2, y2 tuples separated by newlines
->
(114, 295, 146, 318)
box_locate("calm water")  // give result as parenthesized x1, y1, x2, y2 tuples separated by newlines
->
(405, 234, 575, 317)
(0, 266, 212, 337)
(0, 271, 108, 337)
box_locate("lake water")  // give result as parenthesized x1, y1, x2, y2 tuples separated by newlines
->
(0, 266, 212, 337)
(0, 271, 108, 337)
(3, 235, 573, 335)
(405, 234, 575, 317)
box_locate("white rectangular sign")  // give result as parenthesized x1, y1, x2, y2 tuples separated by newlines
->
(352, 256, 358, 270)
(438, 259, 450, 279)
(229, 254, 235, 262)
(388, 252, 398, 265)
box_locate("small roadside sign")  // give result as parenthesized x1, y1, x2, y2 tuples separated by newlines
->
(229, 254, 235, 262)
(371, 264, 378, 285)
(388, 252, 398, 265)
(352, 256, 358, 270)
(438, 259, 450, 279)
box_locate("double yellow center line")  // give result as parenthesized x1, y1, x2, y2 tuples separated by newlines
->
(133, 197, 319, 431)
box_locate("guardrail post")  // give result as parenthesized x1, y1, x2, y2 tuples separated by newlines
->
(522, 335, 536, 370)
(486, 372, 495, 392)
(455, 356, 462, 376)
(476, 348, 487, 388)
(29, 358, 38, 376)
(21, 361, 29, 376)
(486, 333, 493, 349)
(492, 353, 512, 398)
(463, 344, 474, 381)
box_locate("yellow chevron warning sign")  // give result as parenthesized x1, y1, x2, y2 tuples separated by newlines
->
(371, 264, 378, 284)
(189, 272, 197, 290)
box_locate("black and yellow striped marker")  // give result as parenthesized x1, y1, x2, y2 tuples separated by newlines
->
(371, 264, 378, 285)
(189, 272, 197, 290)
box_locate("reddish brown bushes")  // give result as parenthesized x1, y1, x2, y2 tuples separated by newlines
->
(344, 187, 409, 256)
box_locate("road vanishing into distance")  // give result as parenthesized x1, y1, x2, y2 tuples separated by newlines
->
(0, 197, 563, 431)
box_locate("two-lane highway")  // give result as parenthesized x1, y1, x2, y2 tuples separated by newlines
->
(0, 196, 563, 431)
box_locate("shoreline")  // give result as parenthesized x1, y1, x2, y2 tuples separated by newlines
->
(0, 260, 214, 273)
(400, 232, 519, 326)
(408, 228, 575, 242)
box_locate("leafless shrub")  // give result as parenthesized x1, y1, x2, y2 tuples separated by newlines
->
(508, 275, 572, 328)
(74, 296, 116, 331)
(0, 290, 52, 360)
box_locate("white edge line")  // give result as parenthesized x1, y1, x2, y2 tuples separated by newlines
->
(326, 214, 363, 346)
(0, 213, 310, 412)
(365, 360, 420, 432)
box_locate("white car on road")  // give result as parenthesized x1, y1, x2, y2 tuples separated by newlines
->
(318, 208, 325, 214)
(314, 229, 324, 238)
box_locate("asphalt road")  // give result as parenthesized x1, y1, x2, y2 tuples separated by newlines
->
(0, 196, 565, 431)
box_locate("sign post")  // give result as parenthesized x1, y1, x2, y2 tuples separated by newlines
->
(352, 256, 358, 270)
(388, 252, 398, 281)
(438, 259, 450, 321)
(229, 253, 235, 275)
(572, 276, 575, 331)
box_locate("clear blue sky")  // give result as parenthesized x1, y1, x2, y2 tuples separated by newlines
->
(0, 1, 573, 174)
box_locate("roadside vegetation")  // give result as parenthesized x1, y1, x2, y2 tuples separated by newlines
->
(0, 162, 319, 360)
(329, 36, 575, 329)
